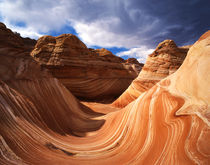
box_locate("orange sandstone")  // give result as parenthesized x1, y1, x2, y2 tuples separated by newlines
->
(31, 34, 141, 102)
(0, 23, 209, 164)
(113, 39, 189, 108)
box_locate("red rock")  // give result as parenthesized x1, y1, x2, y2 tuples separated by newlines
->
(92, 48, 125, 63)
(112, 39, 189, 108)
(0, 22, 48, 81)
(31, 34, 140, 102)
(0, 23, 209, 164)
(125, 58, 142, 65)
(0, 22, 105, 143)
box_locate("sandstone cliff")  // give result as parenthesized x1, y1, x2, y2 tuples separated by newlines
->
(31, 34, 141, 102)
(112, 39, 189, 108)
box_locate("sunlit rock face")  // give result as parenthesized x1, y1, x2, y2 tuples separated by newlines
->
(112, 39, 189, 108)
(0, 22, 209, 165)
(31, 35, 141, 102)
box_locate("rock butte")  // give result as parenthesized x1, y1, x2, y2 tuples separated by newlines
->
(0, 22, 210, 165)
(31, 34, 143, 102)
(112, 39, 189, 108)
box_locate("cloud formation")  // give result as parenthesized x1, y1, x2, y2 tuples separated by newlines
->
(117, 46, 154, 63)
(0, 0, 209, 61)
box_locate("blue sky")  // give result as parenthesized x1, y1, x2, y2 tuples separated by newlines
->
(0, 0, 209, 63)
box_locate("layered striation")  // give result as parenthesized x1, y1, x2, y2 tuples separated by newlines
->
(113, 39, 189, 108)
(0, 23, 106, 164)
(31, 35, 142, 102)
(0, 23, 209, 165)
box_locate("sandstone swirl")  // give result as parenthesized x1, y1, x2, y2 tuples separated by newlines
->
(112, 39, 189, 108)
(30, 35, 142, 102)
(0, 23, 106, 164)
(0, 22, 209, 165)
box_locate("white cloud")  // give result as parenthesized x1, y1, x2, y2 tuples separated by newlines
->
(73, 18, 143, 48)
(0, 0, 204, 49)
(0, 0, 71, 39)
(0, 0, 158, 48)
(117, 46, 154, 63)
(4, 21, 42, 39)
(0, 0, 69, 32)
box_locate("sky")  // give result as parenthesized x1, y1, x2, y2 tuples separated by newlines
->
(0, 0, 209, 63)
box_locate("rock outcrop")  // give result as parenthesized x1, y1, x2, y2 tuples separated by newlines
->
(0, 29, 209, 164)
(0, 24, 106, 165)
(125, 58, 141, 65)
(125, 58, 144, 73)
(91, 48, 125, 63)
(31, 34, 140, 102)
(0, 22, 48, 82)
(112, 39, 189, 108)
(0, 21, 104, 133)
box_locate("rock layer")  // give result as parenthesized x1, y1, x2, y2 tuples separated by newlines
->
(31, 35, 141, 102)
(0, 23, 209, 164)
(113, 39, 189, 108)
(0, 22, 102, 135)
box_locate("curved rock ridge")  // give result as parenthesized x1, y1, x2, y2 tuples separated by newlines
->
(31, 34, 141, 102)
(0, 31, 209, 164)
(0, 22, 107, 164)
(112, 39, 189, 108)
(0, 22, 104, 132)
(0, 78, 106, 164)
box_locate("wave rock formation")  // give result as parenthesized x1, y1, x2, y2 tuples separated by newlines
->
(0, 22, 209, 165)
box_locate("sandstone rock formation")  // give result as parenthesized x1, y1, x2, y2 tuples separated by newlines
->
(0, 22, 48, 82)
(112, 39, 189, 108)
(0, 22, 103, 137)
(0, 29, 209, 165)
(125, 57, 141, 65)
(125, 58, 144, 73)
(31, 34, 141, 102)
(91, 48, 125, 63)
